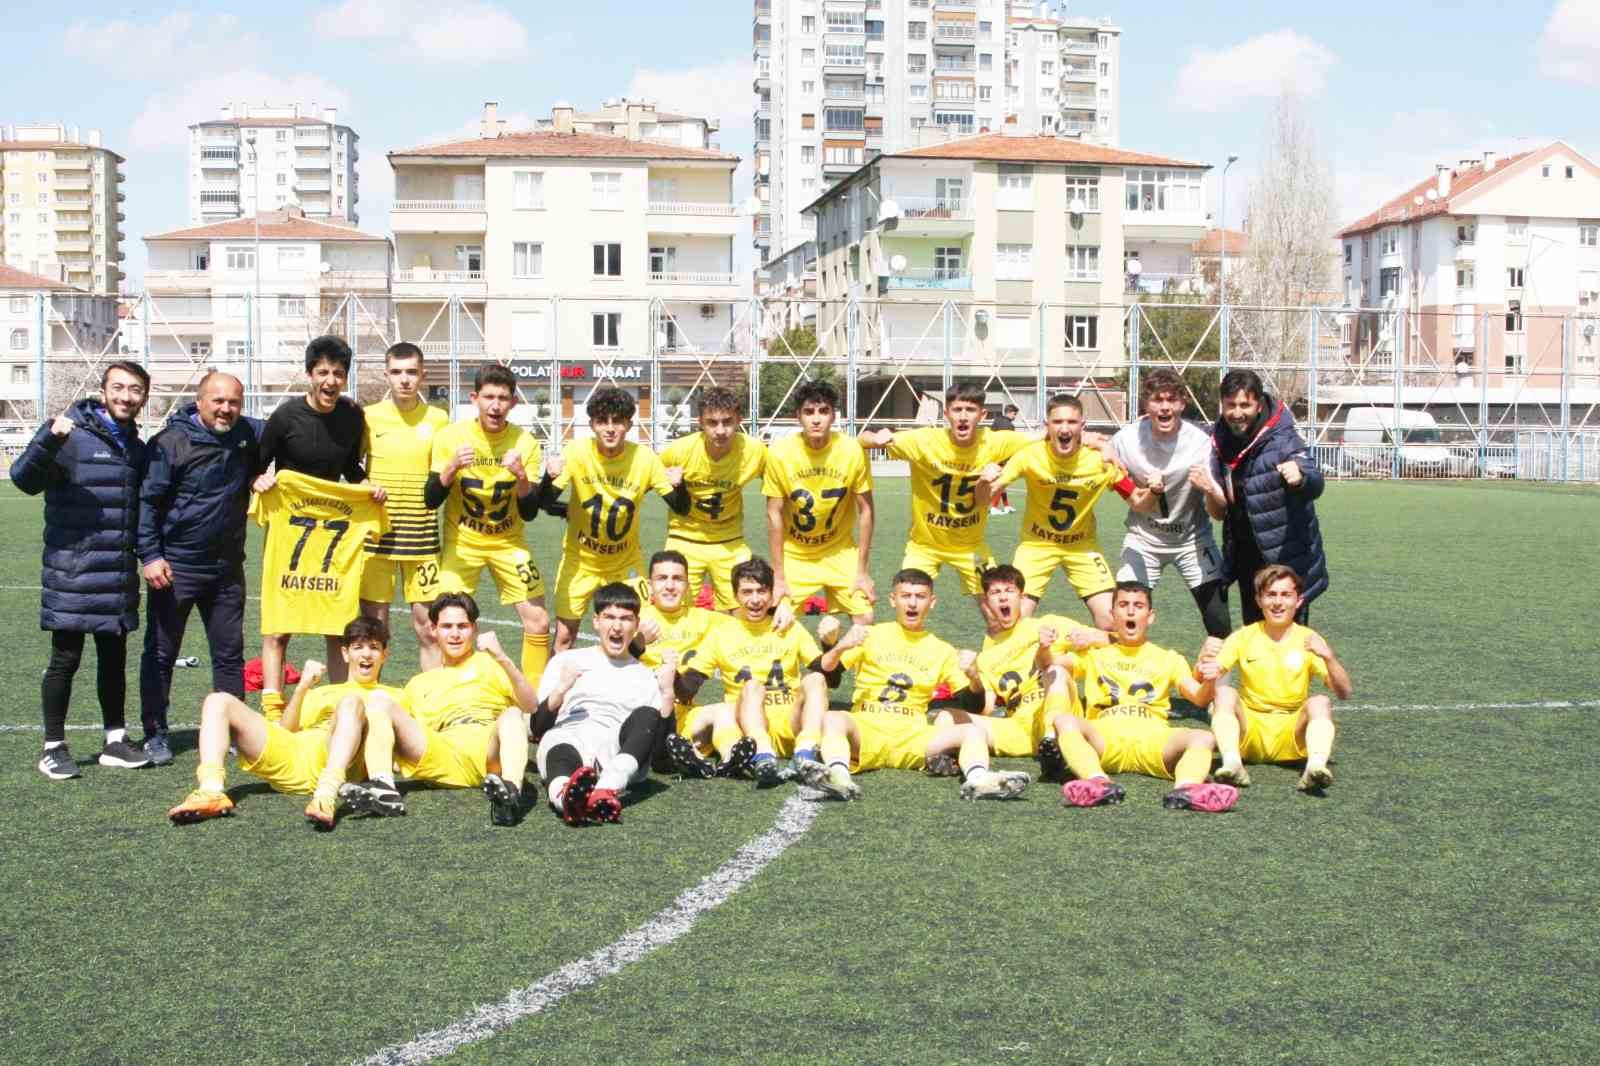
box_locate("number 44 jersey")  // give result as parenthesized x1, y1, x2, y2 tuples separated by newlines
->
(254, 471, 389, 636)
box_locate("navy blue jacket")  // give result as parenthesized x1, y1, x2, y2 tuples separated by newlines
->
(137, 404, 265, 577)
(10, 399, 148, 634)
(1209, 403, 1329, 604)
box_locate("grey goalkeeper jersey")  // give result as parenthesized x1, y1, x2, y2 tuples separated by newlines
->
(1111, 418, 1217, 548)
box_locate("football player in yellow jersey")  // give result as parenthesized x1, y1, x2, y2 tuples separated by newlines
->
(166, 616, 399, 830)
(542, 386, 691, 652)
(342, 591, 540, 826)
(360, 342, 451, 669)
(762, 379, 875, 630)
(797, 568, 1032, 802)
(983, 393, 1145, 629)
(1046, 582, 1238, 812)
(426, 364, 551, 693)
(658, 387, 767, 611)
(672, 556, 833, 787)
(858, 382, 1031, 612)
(1198, 565, 1353, 792)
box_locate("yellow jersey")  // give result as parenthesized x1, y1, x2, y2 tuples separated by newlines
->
(254, 471, 389, 636)
(638, 601, 725, 676)
(430, 419, 541, 553)
(697, 615, 823, 708)
(363, 399, 450, 560)
(294, 680, 406, 734)
(761, 431, 872, 559)
(975, 614, 1081, 716)
(841, 622, 969, 719)
(659, 432, 767, 544)
(996, 440, 1129, 549)
(1214, 623, 1329, 713)
(554, 439, 674, 569)
(403, 651, 518, 731)
(1070, 641, 1192, 721)
(887, 426, 1030, 550)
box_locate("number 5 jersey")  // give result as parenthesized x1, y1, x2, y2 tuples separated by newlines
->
(254, 471, 389, 635)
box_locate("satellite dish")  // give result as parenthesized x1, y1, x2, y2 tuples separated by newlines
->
(1585, 324, 1597, 338)
(740, 195, 762, 216)
(319, 262, 331, 273)
(889, 254, 908, 273)
(758, 283, 771, 296)
(1413, 195, 1425, 206)
(1425, 189, 1439, 201)
(878, 199, 901, 222)
(1125, 258, 1143, 276)
(1068, 197, 1087, 215)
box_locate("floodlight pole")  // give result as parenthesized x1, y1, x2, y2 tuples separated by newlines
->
(1219, 153, 1238, 373)
(245, 131, 261, 414)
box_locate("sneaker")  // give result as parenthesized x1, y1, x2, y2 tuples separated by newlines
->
(561, 765, 599, 827)
(1213, 764, 1252, 789)
(801, 762, 861, 801)
(98, 738, 152, 769)
(664, 733, 717, 780)
(1297, 765, 1334, 792)
(37, 746, 80, 781)
(1061, 777, 1126, 808)
(960, 769, 1031, 801)
(923, 753, 961, 778)
(716, 735, 758, 779)
(142, 732, 174, 767)
(752, 757, 786, 789)
(1035, 735, 1066, 782)
(989, 506, 1006, 516)
(339, 778, 406, 817)
(304, 794, 337, 831)
(168, 788, 234, 825)
(1163, 782, 1239, 813)
(483, 773, 522, 827)
(586, 786, 623, 823)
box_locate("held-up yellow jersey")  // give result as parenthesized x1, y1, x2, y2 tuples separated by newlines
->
(293, 680, 407, 734)
(1070, 641, 1193, 721)
(975, 614, 1082, 717)
(364, 399, 450, 560)
(430, 419, 541, 553)
(996, 441, 1130, 549)
(554, 439, 674, 569)
(842, 623, 970, 719)
(659, 432, 767, 544)
(696, 615, 823, 708)
(254, 471, 389, 636)
(887, 426, 1030, 550)
(638, 602, 725, 676)
(761, 431, 872, 559)
(1214, 623, 1329, 713)
(403, 651, 518, 731)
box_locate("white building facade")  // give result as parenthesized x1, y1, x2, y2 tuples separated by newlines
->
(187, 103, 360, 226)
(0, 123, 125, 293)
(1, 264, 119, 420)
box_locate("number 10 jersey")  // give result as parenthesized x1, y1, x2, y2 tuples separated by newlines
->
(254, 471, 389, 635)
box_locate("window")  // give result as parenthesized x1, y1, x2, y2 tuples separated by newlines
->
(1099, 60, 1110, 76)
(979, 52, 992, 72)
(995, 243, 1032, 280)
(825, 109, 864, 131)
(226, 246, 254, 270)
(910, 84, 928, 100)
(996, 171, 1032, 210)
(1380, 267, 1401, 297)
(12, 365, 29, 385)
(865, 83, 885, 103)
(592, 312, 621, 348)
(592, 242, 622, 277)
(591, 171, 622, 209)
(800, 145, 816, 163)
(801, 48, 815, 65)
(933, 246, 963, 276)
(1506, 217, 1528, 243)
(801, 15, 815, 32)
(1505, 301, 1523, 333)
(9, 328, 26, 350)
(511, 310, 545, 351)
(36, 192, 47, 204)
(801, 113, 816, 130)
(1064, 245, 1100, 280)
(1343, 243, 1352, 264)
(978, 85, 992, 100)
(801, 80, 815, 95)
(1542, 165, 1551, 178)
(979, 20, 992, 38)
(933, 177, 964, 207)
(1579, 223, 1599, 247)
(275, 130, 287, 142)
(907, 53, 926, 74)
(227, 340, 248, 357)
(1065, 314, 1099, 349)
(933, 112, 974, 134)
(8, 296, 25, 313)
(1567, 166, 1576, 179)
(1041, 60, 1054, 75)
(908, 21, 926, 40)
(823, 146, 863, 165)
(1455, 265, 1474, 290)
(1124, 168, 1204, 213)
(190, 341, 211, 357)
(455, 244, 483, 272)
(1456, 223, 1475, 245)
(1098, 32, 1110, 50)
(1506, 267, 1524, 289)
(513, 241, 543, 277)
(1380, 228, 1400, 255)
(278, 296, 304, 317)
(513, 171, 543, 209)
(277, 246, 305, 269)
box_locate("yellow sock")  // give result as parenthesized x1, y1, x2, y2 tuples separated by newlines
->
(820, 733, 851, 767)
(363, 704, 396, 782)
(1059, 730, 1104, 780)
(1174, 745, 1211, 787)
(196, 762, 226, 793)
(498, 717, 530, 785)
(793, 729, 820, 757)
(261, 690, 285, 723)
(711, 724, 744, 759)
(521, 632, 550, 692)
(313, 763, 345, 804)
(1305, 718, 1335, 769)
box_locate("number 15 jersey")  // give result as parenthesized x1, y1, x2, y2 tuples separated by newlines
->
(254, 471, 389, 636)
(430, 419, 541, 553)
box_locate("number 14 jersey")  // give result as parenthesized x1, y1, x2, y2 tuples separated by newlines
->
(254, 471, 389, 635)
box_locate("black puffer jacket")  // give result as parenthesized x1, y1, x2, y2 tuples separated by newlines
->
(137, 404, 264, 576)
(10, 399, 148, 633)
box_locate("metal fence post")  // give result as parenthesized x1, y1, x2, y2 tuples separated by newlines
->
(1560, 312, 1572, 481)
(447, 296, 460, 414)
(34, 293, 46, 420)
(648, 299, 662, 449)
(747, 297, 761, 430)
(244, 293, 256, 416)
(1391, 308, 1404, 479)
(1478, 309, 1491, 477)
(1307, 308, 1319, 442)
(1035, 301, 1047, 423)
(1219, 301, 1230, 374)
(941, 300, 953, 397)
(346, 296, 358, 399)
(845, 296, 859, 435)
(1126, 301, 1141, 423)
(550, 295, 563, 446)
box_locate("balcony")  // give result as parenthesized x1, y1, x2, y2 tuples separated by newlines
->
(1124, 272, 1205, 297)
(294, 175, 332, 192)
(936, 0, 976, 6)
(1454, 240, 1477, 262)
(1062, 92, 1097, 108)
(56, 175, 92, 191)
(647, 201, 740, 237)
(934, 24, 976, 44)
(933, 61, 975, 75)
(295, 128, 331, 146)
(648, 200, 737, 216)
(648, 270, 738, 286)
(57, 236, 93, 252)
(418, 341, 487, 357)
(54, 212, 92, 231)
(144, 269, 212, 290)
(883, 197, 973, 236)
(54, 152, 91, 170)
(1063, 38, 1098, 54)
(1061, 62, 1096, 82)
(199, 148, 238, 168)
(823, 51, 866, 72)
(295, 151, 331, 169)
(391, 199, 487, 233)
(393, 268, 486, 301)
(881, 267, 972, 291)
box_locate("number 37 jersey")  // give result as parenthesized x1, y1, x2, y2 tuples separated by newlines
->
(254, 471, 389, 636)
(761, 432, 872, 559)
(430, 419, 541, 553)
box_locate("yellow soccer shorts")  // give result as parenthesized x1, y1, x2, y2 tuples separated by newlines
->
(1239, 706, 1308, 764)
(901, 541, 997, 597)
(674, 700, 720, 757)
(852, 711, 933, 772)
(1092, 715, 1175, 779)
(359, 555, 447, 605)
(439, 538, 544, 606)
(239, 724, 356, 795)
(1012, 540, 1116, 603)
(664, 536, 751, 612)
(398, 722, 494, 788)
(762, 693, 800, 758)
(979, 698, 1048, 758)
(782, 545, 872, 617)
(553, 553, 641, 621)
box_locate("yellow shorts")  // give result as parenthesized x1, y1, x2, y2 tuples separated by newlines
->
(979, 698, 1049, 758)
(674, 700, 719, 757)
(553, 555, 641, 621)
(439, 539, 544, 606)
(664, 536, 751, 612)
(239, 724, 350, 795)
(1239, 707, 1307, 764)
(762, 693, 800, 758)
(1012, 540, 1116, 602)
(852, 711, 932, 772)
(901, 541, 997, 597)
(398, 722, 493, 788)
(783, 545, 872, 617)
(360, 555, 447, 605)
(1091, 715, 1174, 779)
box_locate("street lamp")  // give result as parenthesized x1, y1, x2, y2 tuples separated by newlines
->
(1219, 153, 1239, 371)
(244, 131, 261, 413)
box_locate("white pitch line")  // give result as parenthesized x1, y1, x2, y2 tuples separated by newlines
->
(354, 794, 822, 1066)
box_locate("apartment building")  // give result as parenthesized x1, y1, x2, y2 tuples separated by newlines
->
(1339, 141, 1600, 389)
(803, 132, 1208, 419)
(188, 103, 360, 226)
(1, 264, 119, 419)
(0, 124, 125, 294)
(753, 0, 1120, 267)
(139, 207, 389, 394)
(387, 101, 740, 424)
(529, 97, 720, 149)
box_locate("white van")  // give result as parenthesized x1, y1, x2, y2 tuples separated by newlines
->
(1339, 407, 1451, 476)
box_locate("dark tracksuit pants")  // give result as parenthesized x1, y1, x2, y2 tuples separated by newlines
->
(138, 563, 246, 735)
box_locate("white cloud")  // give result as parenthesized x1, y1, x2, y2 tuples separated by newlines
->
(1174, 31, 1337, 112)
(1537, 0, 1600, 86)
(312, 0, 531, 64)
(127, 70, 350, 152)
(63, 12, 261, 70)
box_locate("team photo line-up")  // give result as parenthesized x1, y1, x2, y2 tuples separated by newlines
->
(14, 333, 1350, 827)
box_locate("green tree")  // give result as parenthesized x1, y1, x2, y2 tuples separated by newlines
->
(1118, 300, 1222, 421)
(759, 327, 838, 418)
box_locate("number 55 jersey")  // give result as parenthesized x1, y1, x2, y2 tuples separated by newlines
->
(254, 471, 389, 635)
(429, 417, 545, 605)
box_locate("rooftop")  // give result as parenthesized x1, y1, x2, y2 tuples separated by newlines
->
(0, 265, 81, 292)
(389, 129, 737, 163)
(0, 140, 125, 163)
(889, 133, 1207, 169)
(1337, 148, 1550, 237)
(146, 208, 385, 242)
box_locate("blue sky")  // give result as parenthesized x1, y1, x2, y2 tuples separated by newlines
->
(4, 0, 1596, 287)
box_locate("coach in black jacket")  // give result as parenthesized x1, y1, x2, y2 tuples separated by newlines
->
(11, 362, 152, 779)
(135, 372, 264, 764)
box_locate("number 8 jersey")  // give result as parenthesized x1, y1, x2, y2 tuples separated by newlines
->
(254, 471, 389, 635)
(430, 418, 541, 552)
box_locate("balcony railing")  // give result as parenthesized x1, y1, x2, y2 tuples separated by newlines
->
(54, 153, 91, 170)
(882, 267, 972, 290)
(649, 271, 737, 285)
(933, 61, 975, 74)
(395, 269, 483, 283)
(934, 24, 976, 41)
(418, 341, 487, 356)
(1125, 272, 1205, 295)
(203, 136, 237, 148)
(890, 196, 972, 220)
(54, 214, 92, 231)
(1062, 92, 1097, 108)
(393, 199, 485, 211)
(56, 175, 92, 190)
(295, 152, 331, 168)
(1061, 63, 1096, 80)
(1062, 39, 1098, 54)
(295, 129, 331, 144)
(647, 200, 738, 216)
(57, 237, 93, 252)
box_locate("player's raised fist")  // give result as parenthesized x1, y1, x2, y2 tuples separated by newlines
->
(664, 465, 684, 487)
(1068, 626, 1102, 652)
(958, 649, 979, 676)
(859, 428, 894, 449)
(1195, 658, 1222, 682)
(544, 452, 564, 479)
(452, 444, 477, 471)
(251, 471, 276, 494)
(49, 413, 75, 437)
(1187, 464, 1217, 493)
(976, 462, 1003, 487)
(838, 623, 870, 651)
(1276, 459, 1304, 487)
(1304, 632, 1334, 660)
(1145, 471, 1165, 493)
(1038, 624, 1058, 648)
(300, 660, 326, 687)
(475, 631, 504, 657)
(636, 617, 661, 645)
